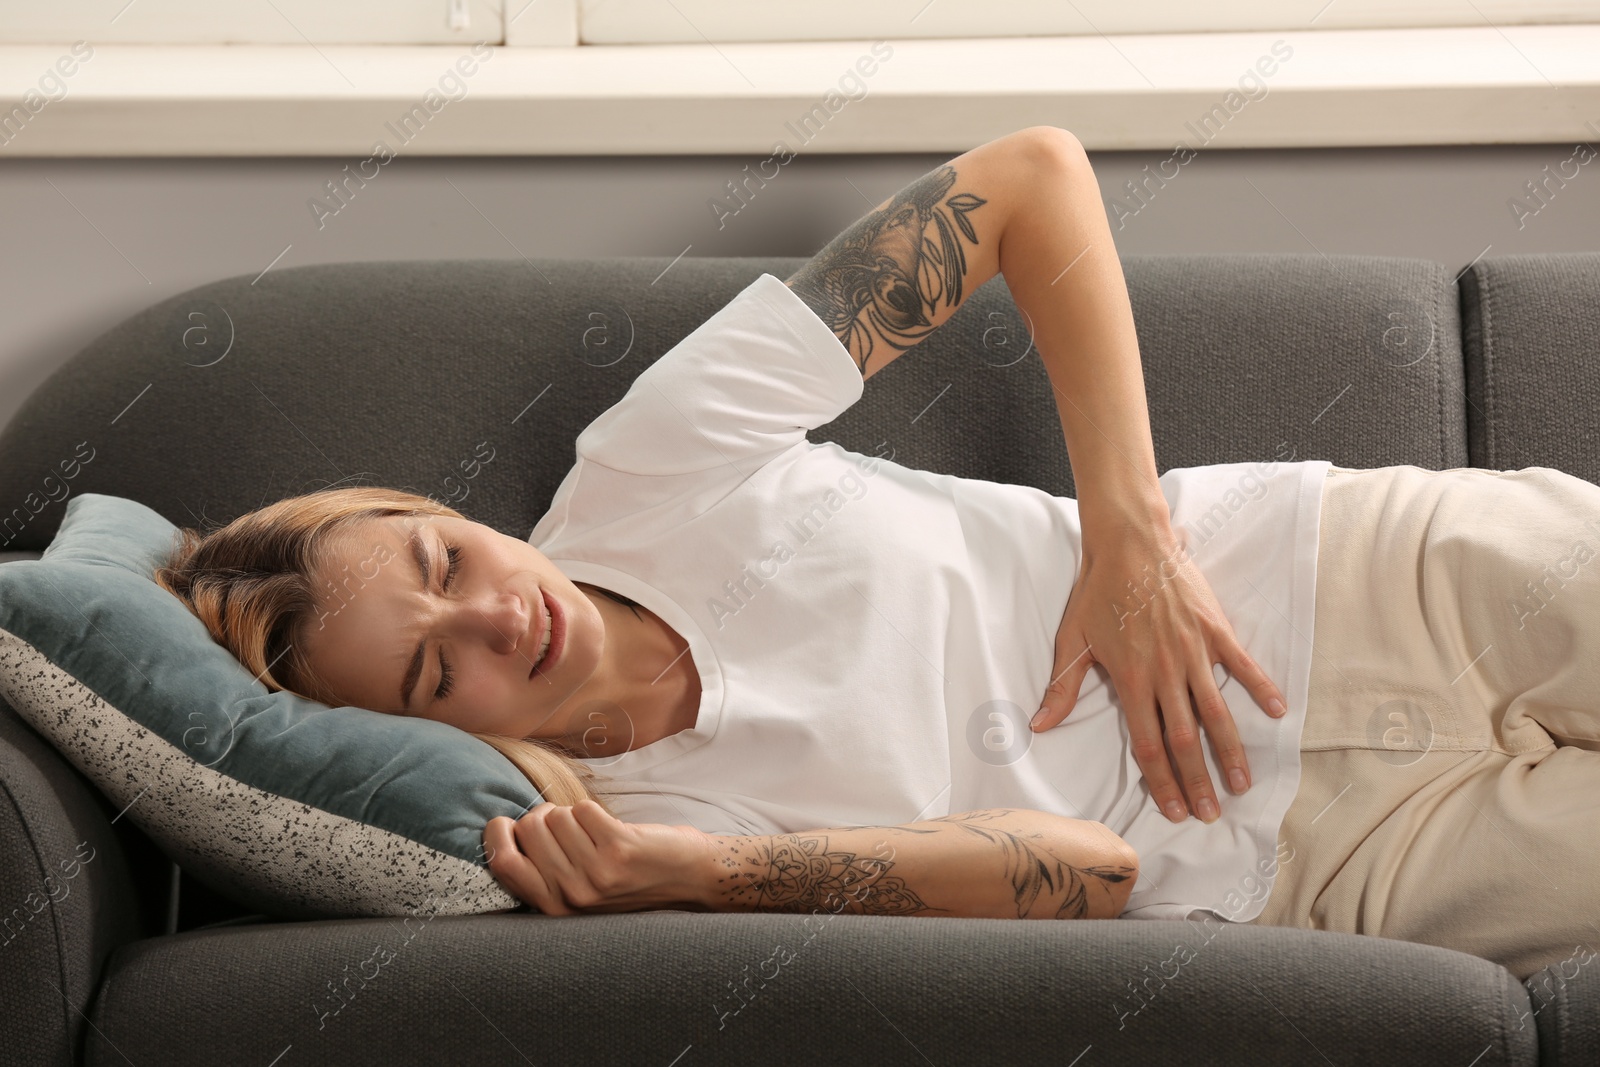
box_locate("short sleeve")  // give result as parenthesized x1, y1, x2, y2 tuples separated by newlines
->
(574, 272, 864, 480)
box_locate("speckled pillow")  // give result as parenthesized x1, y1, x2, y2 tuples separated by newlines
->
(0, 492, 541, 920)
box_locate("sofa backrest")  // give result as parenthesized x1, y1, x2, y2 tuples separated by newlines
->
(1459, 253, 1600, 483)
(0, 253, 1470, 555)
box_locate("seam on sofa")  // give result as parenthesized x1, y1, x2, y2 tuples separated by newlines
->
(1493, 967, 1518, 1065)
(1553, 966, 1570, 1060)
(82, 939, 124, 1064)
(1457, 270, 1472, 468)
(1546, 962, 1571, 1061)
(1436, 263, 1445, 467)
(1458, 261, 1490, 471)
(1502, 968, 1519, 1064)
(0, 759, 73, 1064)
(1481, 263, 1498, 469)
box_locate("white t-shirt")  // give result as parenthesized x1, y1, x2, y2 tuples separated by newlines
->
(528, 272, 1329, 923)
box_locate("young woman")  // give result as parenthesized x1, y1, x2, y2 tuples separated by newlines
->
(155, 127, 1600, 981)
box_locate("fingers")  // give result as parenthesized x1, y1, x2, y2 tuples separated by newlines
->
(514, 802, 604, 909)
(1122, 684, 1189, 824)
(570, 797, 621, 848)
(1220, 632, 1287, 719)
(1190, 652, 1251, 799)
(543, 801, 603, 870)
(483, 803, 607, 915)
(1031, 636, 1095, 732)
(1156, 677, 1220, 824)
(484, 814, 572, 915)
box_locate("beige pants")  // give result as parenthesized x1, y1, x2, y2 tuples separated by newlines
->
(1243, 464, 1600, 981)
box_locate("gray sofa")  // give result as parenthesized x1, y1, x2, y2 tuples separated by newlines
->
(1, 252, 1596, 1066)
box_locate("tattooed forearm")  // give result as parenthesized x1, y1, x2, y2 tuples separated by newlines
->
(786, 162, 991, 376)
(930, 809, 1137, 920)
(700, 808, 1137, 920)
(709, 832, 935, 917)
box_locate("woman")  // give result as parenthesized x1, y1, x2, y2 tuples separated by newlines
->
(154, 127, 1600, 981)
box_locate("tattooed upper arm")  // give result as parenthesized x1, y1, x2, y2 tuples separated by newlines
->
(785, 159, 1004, 381)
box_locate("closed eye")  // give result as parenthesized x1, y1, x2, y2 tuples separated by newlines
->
(434, 542, 463, 700)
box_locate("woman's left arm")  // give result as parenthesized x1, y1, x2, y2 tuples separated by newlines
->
(786, 125, 1286, 825)
(992, 132, 1289, 826)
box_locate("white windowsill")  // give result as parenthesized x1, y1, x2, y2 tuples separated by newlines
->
(1, 24, 1597, 156)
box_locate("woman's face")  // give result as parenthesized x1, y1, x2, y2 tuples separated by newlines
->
(298, 513, 602, 742)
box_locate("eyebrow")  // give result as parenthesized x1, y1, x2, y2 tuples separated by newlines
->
(399, 528, 432, 711)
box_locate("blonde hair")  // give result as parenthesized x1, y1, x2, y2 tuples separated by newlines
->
(152, 485, 614, 813)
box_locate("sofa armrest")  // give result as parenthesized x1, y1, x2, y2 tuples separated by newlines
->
(0, 695, 158, 1066)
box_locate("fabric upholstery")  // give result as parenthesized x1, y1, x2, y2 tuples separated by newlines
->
(0, 695, 148, 1066)
(0, 254, 1466, 554)
(1, 252, 1592, 1065)
(1460, 253, 1600, 479)
(84, 914, 1536, 1067)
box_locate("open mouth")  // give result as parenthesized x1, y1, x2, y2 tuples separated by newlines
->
(529, 589, 563, 678)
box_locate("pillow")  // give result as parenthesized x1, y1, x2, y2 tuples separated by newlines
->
(0, 492, 539, 920)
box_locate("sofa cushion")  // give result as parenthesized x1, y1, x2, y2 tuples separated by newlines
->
(1461, 252, 1600, 483)
(0, 492, 538, 921)
(83, 914, 1539, 1066)
(1524, 949, 1600, 1066)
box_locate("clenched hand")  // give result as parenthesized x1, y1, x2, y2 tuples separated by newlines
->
(485, 799, 710, 914)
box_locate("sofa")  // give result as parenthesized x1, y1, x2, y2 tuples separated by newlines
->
(1, 251, 1597, 1066)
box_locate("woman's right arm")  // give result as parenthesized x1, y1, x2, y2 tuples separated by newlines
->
(692, 808, 1138, 921)
(486, 801, 1137, 921)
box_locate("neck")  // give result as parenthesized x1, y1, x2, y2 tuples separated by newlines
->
(556, 582, 698, 757)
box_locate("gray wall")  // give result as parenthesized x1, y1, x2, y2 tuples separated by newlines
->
(1, 143, 1596, 433)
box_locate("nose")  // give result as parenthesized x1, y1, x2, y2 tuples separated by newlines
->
(456, 588, 530, 657)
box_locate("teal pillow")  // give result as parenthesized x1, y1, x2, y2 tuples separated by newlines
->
(0, 492, 540, 920)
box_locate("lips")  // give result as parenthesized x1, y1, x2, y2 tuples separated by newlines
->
(529, 588, 563, 679)
(528, 591, 549, 678)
